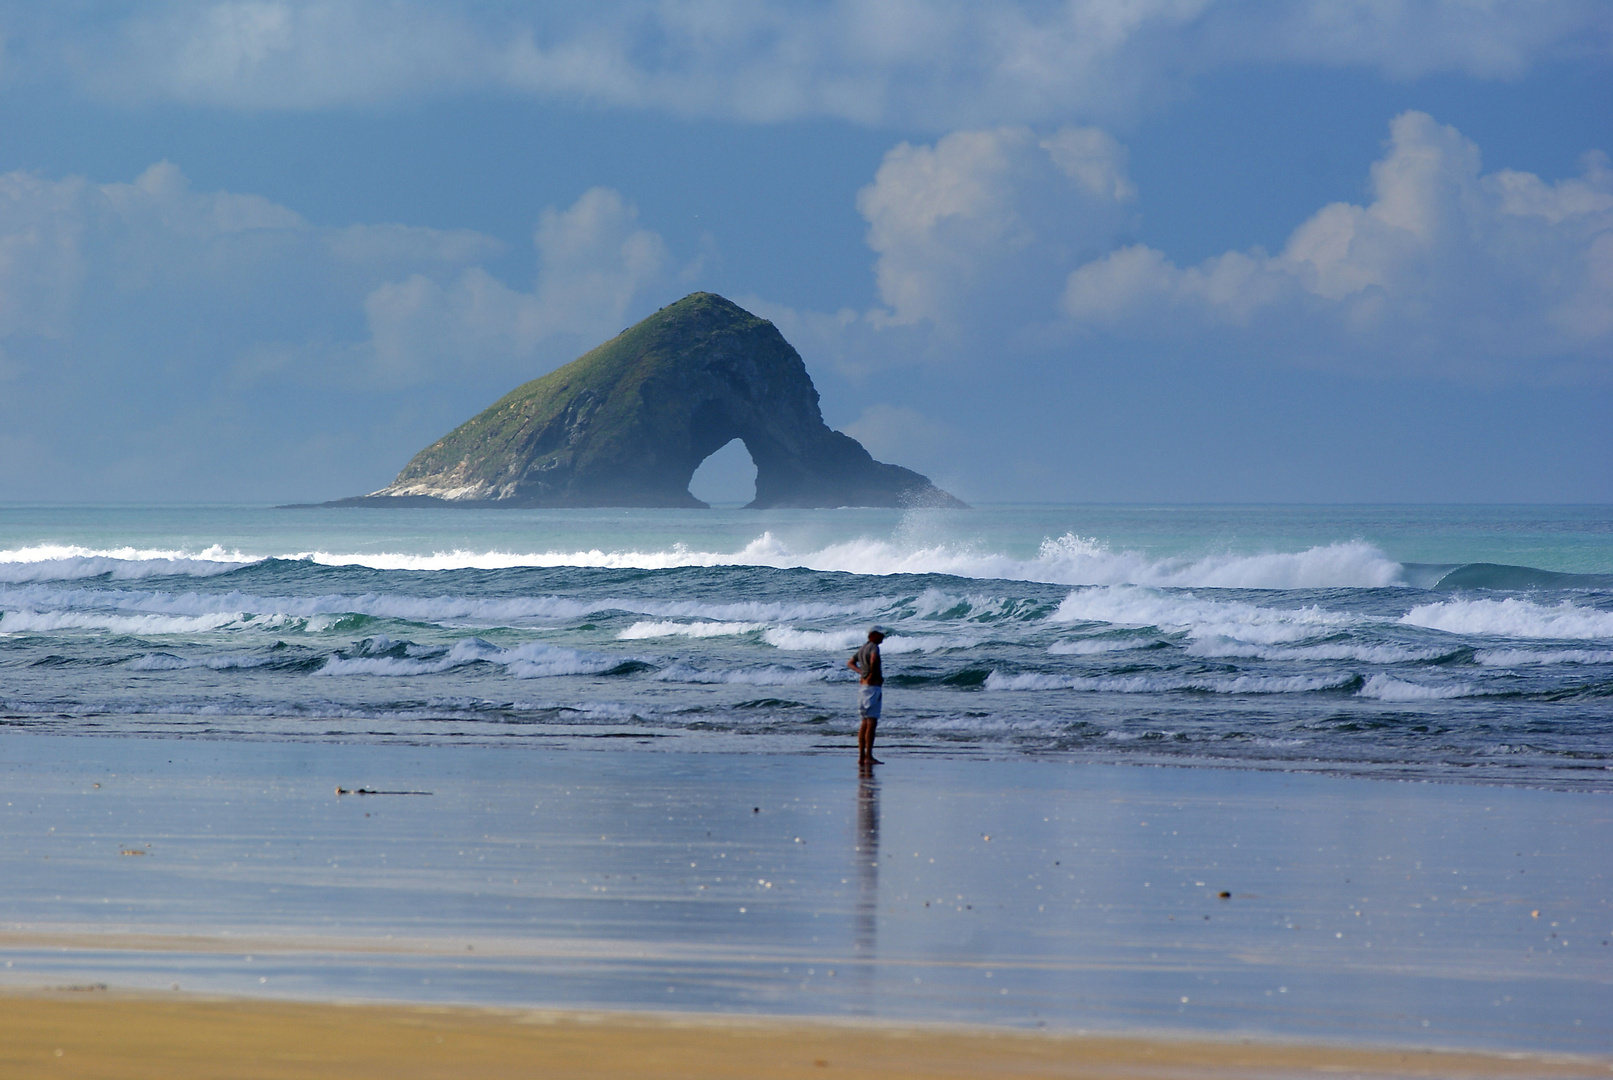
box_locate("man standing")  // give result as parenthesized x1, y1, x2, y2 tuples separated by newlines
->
(847, 627, 886, 765)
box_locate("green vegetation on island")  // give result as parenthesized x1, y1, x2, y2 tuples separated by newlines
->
(336, 292, 964, 509)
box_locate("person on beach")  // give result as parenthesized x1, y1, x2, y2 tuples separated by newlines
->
(847, 627, 886, 765)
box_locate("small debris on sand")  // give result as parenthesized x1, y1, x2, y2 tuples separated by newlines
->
(336, 787, 432, 796)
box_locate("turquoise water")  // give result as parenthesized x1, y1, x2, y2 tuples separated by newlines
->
(3, 503, 1610, 572)
(2, 504, 1610, 788)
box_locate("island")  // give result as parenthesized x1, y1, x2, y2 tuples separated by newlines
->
(327, 292, 965, 509)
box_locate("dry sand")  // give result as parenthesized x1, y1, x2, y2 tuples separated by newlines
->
(2, 990, 1608, 1080)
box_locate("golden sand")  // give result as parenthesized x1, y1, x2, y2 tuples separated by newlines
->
(1, 991, 1606, 1080)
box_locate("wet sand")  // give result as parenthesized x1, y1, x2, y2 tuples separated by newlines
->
(1, 731, 1609, 1064)
(2, 991, 1607, 1079)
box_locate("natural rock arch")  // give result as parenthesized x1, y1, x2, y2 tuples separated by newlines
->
(687, 437, 758, 506)
(343, 292, 964, 510)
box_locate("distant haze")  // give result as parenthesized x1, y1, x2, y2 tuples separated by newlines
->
(0, 5, 1606, 504)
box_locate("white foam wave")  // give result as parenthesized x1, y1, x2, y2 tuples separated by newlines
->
(907, 588, 1046, 621)
(0, 609, 268, 635)
(1049, 585, 1360, 645)
(983, 671, 1349, 694)
(618, 620, 766, 640)
(1186, 639, 1449, 664)
(317, 638, 620, 679)
(1401, 598, 1613, 640)
(760, 627, 977, 653)
(1048, 636, 1155, 655)
(1356, 674, 1483, 701)
(1474, 648, 1613, 666)
(1025, 535, 1404, 589)
(650, 663, 839, 686)
(1, 533, 1406, 590)
(127, 652, 284, 671)
(0, 584, 882, 630)
(0, 545, 255, 582)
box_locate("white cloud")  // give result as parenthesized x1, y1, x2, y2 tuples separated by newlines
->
(362, 187, 675, 383)
(0, 160, 498, 378)
(857, 125, 1135, 329)
(1210, 0, 1609, 80)
(0, 161, 674, 390)
(0, 161, 690, 499)
(841, 403, 950, 466)
(24, 2, 1610, 124)
(1061, 112, 1613, 379)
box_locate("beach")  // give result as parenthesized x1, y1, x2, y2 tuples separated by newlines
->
(2, 503, 1611, 1072)
(5, 994, 1609, 1079)
(2, 731, 1608, 1075)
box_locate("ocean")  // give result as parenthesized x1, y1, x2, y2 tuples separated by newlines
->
(2, 503, 1610, 790)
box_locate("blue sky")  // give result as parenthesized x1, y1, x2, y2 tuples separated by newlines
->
(0, 2, 1607, 505)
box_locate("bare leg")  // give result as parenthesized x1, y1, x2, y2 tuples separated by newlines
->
(858, 717, 882, 765)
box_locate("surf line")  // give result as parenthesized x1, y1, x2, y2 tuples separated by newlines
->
(335, 787, 433, 796)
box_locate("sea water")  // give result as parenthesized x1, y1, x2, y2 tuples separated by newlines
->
(2, 503, 1610, 790)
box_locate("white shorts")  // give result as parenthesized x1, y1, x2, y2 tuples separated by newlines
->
(858, 684, 882, 720)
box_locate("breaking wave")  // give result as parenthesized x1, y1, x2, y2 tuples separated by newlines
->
(0, 535, 1408, 589)
(0, 545, 255, 582)
(0, 584, 885, 630)
(1185, 639, 1454, 664)
(1474, 648, 1613, 666)
(618, 620, 767, 640)
(1048, 636, 1157, 655)
(983, 671, 1354, 694)
(1356, 674, 1487, 701)
(127, 651, 293, 672)
(1049, 585, 1361, 644)
(761, 627, 979, 653)
(1401, 598, 1613, 640)
(650, 663, 841, 686)
(0, 609, 285, 635)
(316, 637, 622, 679)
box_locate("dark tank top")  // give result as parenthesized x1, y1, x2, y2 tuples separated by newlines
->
(852, 642, 883, 685)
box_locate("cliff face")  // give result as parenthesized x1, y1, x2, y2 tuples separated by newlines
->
(356, 292, 964, 509)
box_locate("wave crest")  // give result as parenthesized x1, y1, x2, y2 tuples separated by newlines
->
(0, 535, 1407, 590)
(317, 638, 621, 679)
(1402, 598, 1613, 641)
(0, 544, 254, 582)
(1049, 585, 1360, 645)
(983, 671, 1353, 694)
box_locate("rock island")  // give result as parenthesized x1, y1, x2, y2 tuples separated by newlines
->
(331, 292, 963, 509)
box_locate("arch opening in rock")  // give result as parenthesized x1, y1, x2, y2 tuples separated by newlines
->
(340, 292, 965, 510)
(688, 437, 758, 507)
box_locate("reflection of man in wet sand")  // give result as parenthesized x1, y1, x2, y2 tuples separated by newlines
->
(847, 627, 885, 765)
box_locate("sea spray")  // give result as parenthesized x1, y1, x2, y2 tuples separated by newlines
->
(1, 504, 1608, 788)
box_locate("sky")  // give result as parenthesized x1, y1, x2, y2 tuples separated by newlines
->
(0, 2, 1608, 506)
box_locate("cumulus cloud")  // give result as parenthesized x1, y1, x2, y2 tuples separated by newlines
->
(841, 404, 951, 468)
(1061, 112, 1613, 380)
(20, 1, 1610, 124)
(0, 162, 676, 388)
(0, 160, 497, 382)
(0, 161, 687, 498)
(363, 188, 675, 383)
(858, 125, 1135, 330)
